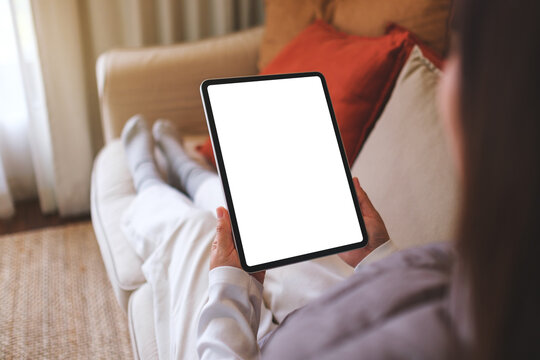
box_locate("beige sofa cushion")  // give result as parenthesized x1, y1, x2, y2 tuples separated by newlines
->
(351, 46, 459, 249)
(258, 0, 452, 70)
(331, 0, 451, 56)
(258, 0, 332, 69)
(97, 27, 263, 143)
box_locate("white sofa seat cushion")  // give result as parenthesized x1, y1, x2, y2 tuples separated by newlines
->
(351, 46, 459, 250)
(129, 283, 158, 360)
(92, 140, 144, 311)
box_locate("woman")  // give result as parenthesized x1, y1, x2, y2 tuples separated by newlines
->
(121, 0, 540, 357)
(201, 0, 540, 358)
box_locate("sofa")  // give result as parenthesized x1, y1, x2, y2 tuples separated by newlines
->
(91, 1, 456, 358)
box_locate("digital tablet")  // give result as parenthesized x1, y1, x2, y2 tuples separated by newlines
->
(200, 72, 368, 272)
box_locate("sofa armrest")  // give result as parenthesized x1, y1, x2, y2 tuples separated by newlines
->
(97, 27, 263, 143)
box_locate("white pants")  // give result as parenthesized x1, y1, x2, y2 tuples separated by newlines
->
(122, 176, 356, 359)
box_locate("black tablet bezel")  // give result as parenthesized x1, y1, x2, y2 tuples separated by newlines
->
(200, 72, 368, 273)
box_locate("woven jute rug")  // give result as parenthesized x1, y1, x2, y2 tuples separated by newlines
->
(0, 222, 132, 359)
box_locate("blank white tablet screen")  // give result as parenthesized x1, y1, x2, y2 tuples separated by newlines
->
(207, 76, 364, 267)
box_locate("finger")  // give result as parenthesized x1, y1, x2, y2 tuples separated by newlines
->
(353, 177, 377, 217)
(215, 207, 233, 245)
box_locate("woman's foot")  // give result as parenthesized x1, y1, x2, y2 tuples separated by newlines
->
(121, 115, 164, 192)
(153, 119, 213, 198)
(152, 119, 185, 190)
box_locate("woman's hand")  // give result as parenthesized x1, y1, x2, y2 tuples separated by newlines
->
(210, 178, 387, 276)
(338, 177, 390, 268)
(210, 207, 266, 284)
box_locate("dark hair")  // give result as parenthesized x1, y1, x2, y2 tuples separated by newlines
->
(453, 0, 540, 358)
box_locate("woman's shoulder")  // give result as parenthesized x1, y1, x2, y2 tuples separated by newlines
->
(261, 242, 457, 359)
(356, 241, 454, 280)
(326, 242, 454, 313)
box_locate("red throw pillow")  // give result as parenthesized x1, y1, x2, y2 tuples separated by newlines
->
(197, 20, 438, 167)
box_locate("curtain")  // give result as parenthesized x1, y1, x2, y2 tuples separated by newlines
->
(0, 0, 56, 219)
(0, 0, 264, 218)
(0, 156, 15, 218)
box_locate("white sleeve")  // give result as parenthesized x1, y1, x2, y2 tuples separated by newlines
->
(197, 266, 263, 360)
(354, 240, 397, 273)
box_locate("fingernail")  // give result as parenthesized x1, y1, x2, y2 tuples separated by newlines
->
(216, 207, 224, 218)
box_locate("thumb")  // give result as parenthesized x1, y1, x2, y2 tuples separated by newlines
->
(215, 207, 233, 244)
(353, 177, 378, 218)
(210, 206, 241, 270)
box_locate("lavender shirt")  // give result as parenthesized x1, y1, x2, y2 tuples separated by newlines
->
(197, 243, 465, 359)
(261, 243, 461, 359)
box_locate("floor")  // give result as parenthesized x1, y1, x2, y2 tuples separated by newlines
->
(0, 200, 89, 236)
(0, 201, 132, 358)
(0, 222, 132, 358)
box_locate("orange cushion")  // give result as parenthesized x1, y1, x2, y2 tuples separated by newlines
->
(197, 20, 417, 167)
(258, 0, 452, 70)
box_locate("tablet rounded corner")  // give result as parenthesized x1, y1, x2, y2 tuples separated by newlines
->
(360, 235, 369, 249)
(312, 71, 326, 82)
(240, 261, 257, 274)
(200, 79, 213, 93)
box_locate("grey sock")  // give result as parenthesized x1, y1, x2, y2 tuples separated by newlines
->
(153, 119, 213, 198)
(121, 115, 164, 192)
